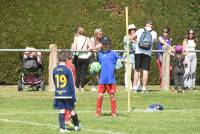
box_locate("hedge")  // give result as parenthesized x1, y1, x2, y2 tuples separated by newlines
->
(0, 0, 199, 85)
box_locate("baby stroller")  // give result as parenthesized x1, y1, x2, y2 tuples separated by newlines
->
(18, 48, 45, 91)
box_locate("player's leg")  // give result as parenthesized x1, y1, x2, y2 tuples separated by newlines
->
(54, 99, 70, 132)
(71, 110, 81, 131)
(96, 84, 105, 117)
(59, 109, 71, 133)
(64, 109, 71, 126)
(107, 84, 117, 117)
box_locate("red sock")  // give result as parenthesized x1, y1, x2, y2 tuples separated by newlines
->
(96, 96, 103, 114)
(64, 110, 71, 124)
(111, 98, 116, 114)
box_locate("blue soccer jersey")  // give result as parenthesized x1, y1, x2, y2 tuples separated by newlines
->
(53, 65, 76, 102)
(98, 50, 120, 84)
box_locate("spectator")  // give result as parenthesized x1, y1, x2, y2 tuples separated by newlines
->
(123, 24, 140, 89)
(90, 28, 103, 91)
(132, 20, 157, 92)
(156, 27, 172, 88)
(71, 26, 94, 91)
(183, 29, 198, 90)
(169, 45, 185, 93)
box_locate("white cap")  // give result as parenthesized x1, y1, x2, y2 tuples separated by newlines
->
(128, 24, 136, 30)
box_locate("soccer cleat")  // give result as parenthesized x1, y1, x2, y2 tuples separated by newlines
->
(74, 125, 81, 131)
(59, 128, 70, 133)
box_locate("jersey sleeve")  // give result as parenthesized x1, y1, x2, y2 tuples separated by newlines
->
(67, 69, 76, 102)
(114, 51, 122, 60)
(52, 68, 56, 86)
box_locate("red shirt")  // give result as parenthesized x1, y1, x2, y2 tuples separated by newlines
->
(66, 60, 76, 83)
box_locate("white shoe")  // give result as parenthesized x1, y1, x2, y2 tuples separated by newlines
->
(74, 125, 81, 131)
(59, 128, 70, 133)
(91, 86, 97, 91)
(131, 86, 138, 92)
(142, 87, 147, 93)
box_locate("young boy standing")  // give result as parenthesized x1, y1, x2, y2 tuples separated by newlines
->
(53, 51, 80, 133)
(96, 36, 121, 117)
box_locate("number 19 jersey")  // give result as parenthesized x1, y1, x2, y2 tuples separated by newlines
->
(53, 65, 76, 102)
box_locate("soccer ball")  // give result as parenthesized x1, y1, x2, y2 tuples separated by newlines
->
(90, 62, 101, 75)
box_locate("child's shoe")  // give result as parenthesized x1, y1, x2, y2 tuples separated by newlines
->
(59, 128, 70, 133)
(74, 124, 81, 131)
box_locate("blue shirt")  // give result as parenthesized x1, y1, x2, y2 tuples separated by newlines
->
(98, 50, 120, 84)
(53, 65, 76, 102)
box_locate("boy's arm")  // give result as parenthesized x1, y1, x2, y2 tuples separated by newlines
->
(67, 70, 76, 102)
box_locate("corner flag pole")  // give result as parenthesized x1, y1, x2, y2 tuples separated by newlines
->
(125, 7, 131, 112)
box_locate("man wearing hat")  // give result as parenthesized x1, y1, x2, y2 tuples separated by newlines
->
(132, 20, 157, 92)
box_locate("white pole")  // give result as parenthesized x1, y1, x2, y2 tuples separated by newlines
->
(125, 7, 131, 112)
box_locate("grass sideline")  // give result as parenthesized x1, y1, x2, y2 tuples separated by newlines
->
(0, 85, 200, 134)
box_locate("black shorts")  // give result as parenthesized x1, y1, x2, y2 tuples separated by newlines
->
(135, 53, 151, 71)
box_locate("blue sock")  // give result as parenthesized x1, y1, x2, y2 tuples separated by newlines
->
(59, 113, 65, 129)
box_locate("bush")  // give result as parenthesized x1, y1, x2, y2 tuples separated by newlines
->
(0, 0, 199, 84)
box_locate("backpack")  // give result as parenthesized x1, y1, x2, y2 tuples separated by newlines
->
(138, 28, 153, 50)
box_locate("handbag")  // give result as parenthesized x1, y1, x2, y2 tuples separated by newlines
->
(73, 37, 87, 65)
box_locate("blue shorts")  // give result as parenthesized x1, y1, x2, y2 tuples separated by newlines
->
(53, 99, 75, 110)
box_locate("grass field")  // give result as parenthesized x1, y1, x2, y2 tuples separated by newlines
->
(0, 85, 200, 134)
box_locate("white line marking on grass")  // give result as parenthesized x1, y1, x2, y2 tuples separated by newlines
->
(0, 109, 200, 116)
(0, 118, 127, 134)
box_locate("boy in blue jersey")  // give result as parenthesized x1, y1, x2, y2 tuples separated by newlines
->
(53, 51, 80, 133)
(96, 36, 121, 117)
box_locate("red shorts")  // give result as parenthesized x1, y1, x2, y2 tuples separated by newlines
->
(98, 84, 116, 94)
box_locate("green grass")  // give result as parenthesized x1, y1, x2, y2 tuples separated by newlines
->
(0, 85, 200, 134)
